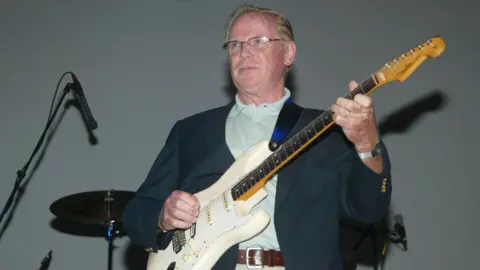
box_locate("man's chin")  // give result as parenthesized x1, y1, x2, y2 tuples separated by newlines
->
(234, 79, 261, 91)
(234, 72, 262, 84)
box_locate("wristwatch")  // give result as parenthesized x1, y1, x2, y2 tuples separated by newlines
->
(357, 142, 382, 159)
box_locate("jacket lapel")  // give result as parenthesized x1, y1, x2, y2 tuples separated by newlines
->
(274, 106, 310, 212)
(180, 103, 236, 191)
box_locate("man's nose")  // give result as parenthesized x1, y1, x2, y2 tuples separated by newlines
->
(239, 42, 253, 58)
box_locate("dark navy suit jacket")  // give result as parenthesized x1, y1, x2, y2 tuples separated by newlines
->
(122, 102, 392, 270)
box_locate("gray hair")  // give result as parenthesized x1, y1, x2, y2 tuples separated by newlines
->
(224, 4, 294, 42)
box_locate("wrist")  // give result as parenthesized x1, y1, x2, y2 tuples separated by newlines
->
(158, 222, 168, 233)
(355, 141, 378, 153)
(354, 128, 380, 152)
(356, 141, 382, 160)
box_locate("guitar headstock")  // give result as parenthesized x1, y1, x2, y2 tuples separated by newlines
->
(374, 36, 446, 85)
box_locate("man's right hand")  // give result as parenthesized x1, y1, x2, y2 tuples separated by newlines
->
(158, 190, 200, 231)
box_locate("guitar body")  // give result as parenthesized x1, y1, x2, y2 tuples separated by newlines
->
(147, 140, 274, 270)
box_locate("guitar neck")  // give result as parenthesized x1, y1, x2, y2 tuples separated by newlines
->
(232, 74, 380, 201)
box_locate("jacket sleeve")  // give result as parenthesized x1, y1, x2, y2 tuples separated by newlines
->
(122, 121, 181, 251)
(338, 139, 392, 224)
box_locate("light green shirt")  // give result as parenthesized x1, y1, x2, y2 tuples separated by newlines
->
(225, 88, 291, 250)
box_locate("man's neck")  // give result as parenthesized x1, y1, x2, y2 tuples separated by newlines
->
(237, 82, 285, 106)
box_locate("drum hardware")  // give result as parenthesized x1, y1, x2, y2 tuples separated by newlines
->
(49, 189, 135, 270)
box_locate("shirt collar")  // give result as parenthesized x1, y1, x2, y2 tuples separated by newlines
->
(228, 87, 292, 119)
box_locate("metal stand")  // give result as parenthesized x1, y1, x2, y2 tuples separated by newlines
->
(107, 220, 116, 270)
(0, 83, 73, 224)
(105, 190, 121, 270)
(353, 224, 379, 270)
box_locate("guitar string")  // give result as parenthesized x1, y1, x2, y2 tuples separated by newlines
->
(194, 75, 376, 220)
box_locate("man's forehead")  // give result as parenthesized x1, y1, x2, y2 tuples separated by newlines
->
(229, 12, 275, 39)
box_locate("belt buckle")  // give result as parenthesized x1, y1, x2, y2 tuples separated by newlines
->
(246, 246, 264, 269)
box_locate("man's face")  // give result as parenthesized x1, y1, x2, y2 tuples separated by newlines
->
(227, 12, 291, 94)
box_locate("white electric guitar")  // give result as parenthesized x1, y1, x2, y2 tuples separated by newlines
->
(146, 36, 446, 270)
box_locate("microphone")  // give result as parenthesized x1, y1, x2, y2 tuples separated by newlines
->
(393, 213, 408, 251)
(70, 74, 98, 131)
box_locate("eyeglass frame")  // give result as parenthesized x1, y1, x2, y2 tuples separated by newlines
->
(222, 36, 285, 54)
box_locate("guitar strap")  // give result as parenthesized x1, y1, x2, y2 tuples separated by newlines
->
(269, 97, 304, 151)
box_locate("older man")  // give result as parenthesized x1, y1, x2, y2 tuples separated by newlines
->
(123, 4, 392, 270)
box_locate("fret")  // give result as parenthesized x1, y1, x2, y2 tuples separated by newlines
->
(257, 166, 266, 179)
(262, 163, 271, 176)
(292, 138, 301, 151)
(358, 83, 366, 94)
(288, 139, 296, 153)
(249, 175, 256, 185)
(318, 116, 326, 127)
(238, 182, 244, 192)
(247, 178, 253, 189)
(267, 157, 275, 170)
(243, 177, 255, 189)
(313, 119, 324, 133)
(261, 163, 268, 176)
(298, 131, 309, 145)
(272, 153, 281, 165)
(249, 178, 255, 188)
(324, 113, 333, 124)
(253, 172, 260, 185)
(346, 92, 354, 100)
(241, 182, 247, 193)
(280, 147, 289, 160)
(246, 178, 252, 189)
(286, 141, 294, 155)
(306, 126, 315, 139)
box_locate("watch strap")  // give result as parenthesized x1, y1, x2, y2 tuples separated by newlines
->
(358, 142, 381, 159)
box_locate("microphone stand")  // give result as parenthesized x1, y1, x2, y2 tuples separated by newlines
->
(39, 250, 52, 270)
(0, 82, 73, 225)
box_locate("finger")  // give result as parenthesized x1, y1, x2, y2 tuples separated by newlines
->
(163, 213, 193, 229)
(167, 205, 198, 223)
(336, 97, 362, 112)
(173, 191, 200, 210)
(331, 104, 350, 118)
(349, 80, 358, 92)
(172, 198, 199, 216)
(332, 112, 349, 128)
(353, 94, 373, 109)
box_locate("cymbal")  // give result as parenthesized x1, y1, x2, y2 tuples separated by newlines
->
(50, 190, 135, 226)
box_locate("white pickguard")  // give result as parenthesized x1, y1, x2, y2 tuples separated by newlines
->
(147, 140, 275, 270)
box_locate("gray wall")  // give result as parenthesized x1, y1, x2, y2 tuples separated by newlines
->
(0, 0, 478, 269)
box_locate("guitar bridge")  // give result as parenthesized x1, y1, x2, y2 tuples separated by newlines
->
(172, 230, 186, 254)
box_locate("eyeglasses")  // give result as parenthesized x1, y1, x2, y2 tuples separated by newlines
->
(222, 36, 284, 54)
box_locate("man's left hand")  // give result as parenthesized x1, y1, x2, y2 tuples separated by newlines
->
(331, 80, 379, 152)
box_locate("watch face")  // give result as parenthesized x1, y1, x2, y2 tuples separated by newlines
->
(373, 143, 381, 156)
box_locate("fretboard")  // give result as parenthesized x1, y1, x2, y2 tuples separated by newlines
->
(231, 75, 378, 200)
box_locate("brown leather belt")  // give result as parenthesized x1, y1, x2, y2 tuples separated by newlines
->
(237, 248, 284, 267)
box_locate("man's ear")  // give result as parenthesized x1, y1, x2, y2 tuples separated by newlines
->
(284, 40, 296, 66)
